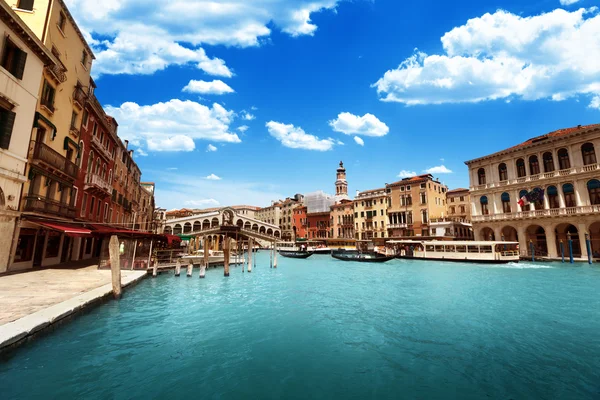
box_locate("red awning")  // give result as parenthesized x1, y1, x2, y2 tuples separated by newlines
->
(164, 234, 182, 245)
(89, 224, 153, 237)
(30, 220, 92, 237)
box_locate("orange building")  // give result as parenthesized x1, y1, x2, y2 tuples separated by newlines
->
(307, 212, 330, 239)
(293, 206, 307, 239)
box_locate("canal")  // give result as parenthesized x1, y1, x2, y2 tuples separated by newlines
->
(1, 253, 600, 399)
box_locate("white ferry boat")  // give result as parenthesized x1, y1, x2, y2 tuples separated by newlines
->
(387, 240, 520, 264)
(276, 241, 332, 255)
(182, 249, 243, 266)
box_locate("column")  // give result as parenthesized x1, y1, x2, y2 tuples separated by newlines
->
(543, 193, 550, 210)
(493, 227, 502, 242)
(575, 179, 589, 206)
(473, 227, 483, 241)
(517, 226, 527, 257)
(492, 193, 501, 215)
(578, 224, 589, 260)
(545, 225, 558, 258)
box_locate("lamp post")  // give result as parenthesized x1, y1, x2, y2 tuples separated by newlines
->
(560, 239, 564, 263)
(585, 232, 592, 265)
(567, 232, 574, 264)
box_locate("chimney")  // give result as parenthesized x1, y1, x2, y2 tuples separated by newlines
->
(124, 140, 129, 149)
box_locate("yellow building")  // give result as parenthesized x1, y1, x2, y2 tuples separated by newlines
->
(11, 0, 95, 269)
(354, 188, 388, 241)
(447, 188, 471, 221)
(330, 199, 354, 239)
(386, 174, 448, 238)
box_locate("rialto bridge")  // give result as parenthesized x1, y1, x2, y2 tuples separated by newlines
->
(163, 207, 281, 243)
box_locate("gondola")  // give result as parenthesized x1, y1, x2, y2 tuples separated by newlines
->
(331, 250, 394, 263)
(279, 250, 315, 259)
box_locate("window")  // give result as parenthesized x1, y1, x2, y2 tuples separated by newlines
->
(0, 105, 17, 150)
(543, 152, 554, 173)
(562, 183, 575, 207)
(558, 148, 570, 170)
(1, 37, 27, 79)
(498, 163, 508, 181)
(81, 193, 88, 216)
(58, 11, 67, 33)
(582, 143, 597, 166)
(547, 186, 559, 209)
(588, 179, 600, 205)
(420, 192, 426, 204)
(480, 196, 489, 215)
(501, 192, 511, 213)
(82, 109, 89, 127)
(529, 155, 540, 175)
(45, 232, 61, 258)
(104, 203, 109, 221)
(533, 187, 544, 210)
(92, 122, 98, 136)
(70, 111, 78, 130)
(477, 168, 486, 185)
(14, 228, 36, 262)
(89, 196, 95, 216)
(41, 80, 55, 111)
(421, 210, 428, 224)
(17, 0, 35, 11)
(81, 50, 88, 67)
(420, 183, 426, 189)
(516, 158, 526, 177)
(460, 196, 464, 202)
(406, 185, 411, 190)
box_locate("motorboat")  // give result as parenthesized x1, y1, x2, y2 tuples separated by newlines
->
(386, 240, 520, 264)
(331, 249, 395, 263)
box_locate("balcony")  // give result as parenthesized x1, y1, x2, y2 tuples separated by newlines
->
(73, 85, 88, 109)
(470, 164, 600, 191)
(45, 62, 67, 84)
(472, 205, 600, 222)
(85, 173, 112, 195)
(30, 141, 79, 180)
(387, 223, 408, 229)
(90, 134, 112, 159)
(22, 196, 76, 219)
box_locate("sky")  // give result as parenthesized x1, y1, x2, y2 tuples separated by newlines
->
(64, 0, 600, 210)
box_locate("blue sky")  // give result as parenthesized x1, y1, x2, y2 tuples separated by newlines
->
(66, 0, 600, 209)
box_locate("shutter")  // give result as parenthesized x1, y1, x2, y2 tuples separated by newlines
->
(13, 48, 27, 80)
(0, 109, 16, 149)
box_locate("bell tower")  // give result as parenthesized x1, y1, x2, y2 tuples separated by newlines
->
(335, 161, 349, 200)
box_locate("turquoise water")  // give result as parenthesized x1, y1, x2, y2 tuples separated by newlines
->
(2, 254, 600, 399)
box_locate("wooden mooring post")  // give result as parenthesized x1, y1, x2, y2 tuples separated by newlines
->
(109, 235, 121, 299)
(274, 243, 278, 268)
(199, 259, 206, 278)
(247, 238, 253, 273)
(152, 259, 158, 277)
(224, 238, 230, 277)
(186, 260, 193, 277)
(175, 259, 181, 276)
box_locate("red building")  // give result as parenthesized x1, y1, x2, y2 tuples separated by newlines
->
(307, 212, 330, 239)
(293, 205, 307, 239)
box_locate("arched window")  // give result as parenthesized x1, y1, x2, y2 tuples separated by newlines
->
(102, 164, 107, 180)
(108, 169, 113, 183)
(529, 155, 540, 175)
(478, 168, 486, 185)
(498, 163, 508, 181)
(77, 140, 84, 167)
(547, 186, 559, 209)
(95, 158, 101, 175)
(581, 143, 597, 166)
(516, 159, 526, 177)
(588, 179, 600, 205)
(562, 183, 575, 207)
(480, 196, 489, 215)
(87, 151, 94, 175)
(501, 192, 511, 213)
(542, 152, 554, 173)
(558, 148, 570, 170)
(533, 187, 544, 210)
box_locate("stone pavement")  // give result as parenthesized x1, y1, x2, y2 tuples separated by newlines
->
(0, 262, 146, 332)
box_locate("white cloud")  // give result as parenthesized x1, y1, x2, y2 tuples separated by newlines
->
(266, 121, 335, 151)
(104, 100, 241, 152)
(329, 112, 389, 136)
(135, 148, 148, 156)
(237, 125, 249, 132)
(560, 0, 580, 5)
(250, 106, 258, 111)
(205, 174, 222, 180)
(242, 111, 256, 121)
(424, 165, 453, 174)
(167, 167, 178, 171)
(65, 0, 340, 77)
(373, 8, 600, 108)
(398, 170, 417, 178)
(206, 144, 218, 152)
(590, 95, 600, 109)
(185, 199, 220, 207)
(354, 136, 364, 146)
(182, 80, 235, 95)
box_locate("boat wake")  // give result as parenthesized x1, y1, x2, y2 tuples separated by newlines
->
(493, 262, 554, 269)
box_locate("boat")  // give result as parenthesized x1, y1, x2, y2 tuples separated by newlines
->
(279, 250, 315, 259)
(331, 249, 395, 263)
(386, 240, 520, 264)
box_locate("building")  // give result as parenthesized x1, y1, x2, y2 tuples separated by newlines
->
(306, 211, 330, 239)
(354, 188, 388, 241)
(138, 182, 155, 232)
(330, 199, 354, 239)
(386, 174, 448, 238)
(465, 124, 600, 260)
(0, 1, 56, 272)
(293, 205, 307, 239)
(305, 190, 334, 214)
(334, 161, 349, 202)
(279, 197, 301, 241)
(256, 202, 282, 227)
(446, 188, 471, 222)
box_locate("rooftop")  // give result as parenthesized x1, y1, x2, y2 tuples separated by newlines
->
(387, 174, 440, 187)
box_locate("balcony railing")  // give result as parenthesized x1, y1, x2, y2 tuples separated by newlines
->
(45, 63, 67, 84)
(73, 85, 88, 108)
(472, 205, 600, 222)
(90, 134, 112, 159)
(470, 164, 600, 191)
(22, 196, 76, 218)
(30, 141, 79, 180)
(387, 223, 408, 229)
(85, 173, 111, 194)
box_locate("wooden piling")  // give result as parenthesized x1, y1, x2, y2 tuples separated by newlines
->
(224, 237, 230, 276)
(247, 238, 253, 273)
(187, 261, 193, 277)
(175, 259, 181, 276)
(274, 243, 278, 268)
(109, 235, 121, 299)
(199, 260, 206, 278)
(203, 238, 209, 270)
(152, 259, 158, 277)
(270, 245, 273, 268)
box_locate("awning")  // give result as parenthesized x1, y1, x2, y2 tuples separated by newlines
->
(33, 112, 57, 139)
(29, 219, 92, 237)
(165, 234, 182, 245)
(89, 224, 153, 237)
(177, 235, 194, 241)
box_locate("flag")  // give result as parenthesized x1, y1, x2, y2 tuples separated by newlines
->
(518, 188, 545, 207)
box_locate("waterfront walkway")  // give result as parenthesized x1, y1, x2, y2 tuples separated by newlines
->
(0, 261, 146, 351)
